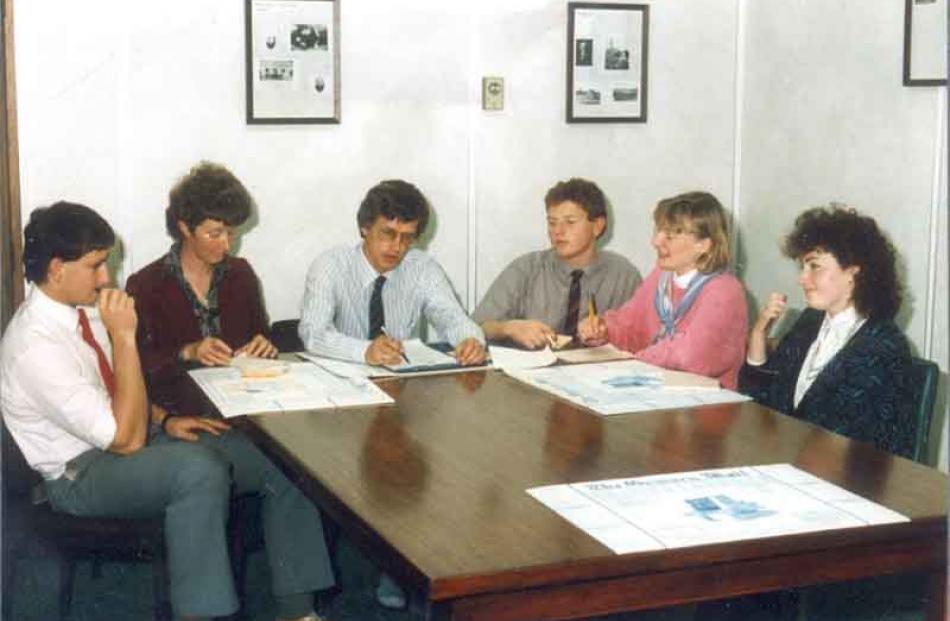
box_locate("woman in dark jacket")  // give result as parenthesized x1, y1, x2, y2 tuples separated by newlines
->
(740, 206, 913, 458)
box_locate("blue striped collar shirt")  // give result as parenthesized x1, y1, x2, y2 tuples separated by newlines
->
(299, 243, 483, 362)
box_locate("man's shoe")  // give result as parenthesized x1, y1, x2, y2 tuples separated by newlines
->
(376, 573, 407, 610)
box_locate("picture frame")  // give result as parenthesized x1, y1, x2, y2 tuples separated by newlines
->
(567, 2, 649, 123)
(244, 0, 340, 124)
(903, 0, 947, 86)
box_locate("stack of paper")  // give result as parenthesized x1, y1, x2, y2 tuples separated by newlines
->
(189, 362, 394, 418)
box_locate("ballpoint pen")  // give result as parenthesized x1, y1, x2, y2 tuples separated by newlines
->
(588, 293, 598, 322)
(380, 326, 411, 364)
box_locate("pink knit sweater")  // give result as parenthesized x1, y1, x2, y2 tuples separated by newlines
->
(603, 267, 748, 389)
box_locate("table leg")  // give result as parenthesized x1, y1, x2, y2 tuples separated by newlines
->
(424, 600, 453, 621)
(925, 565, 948, 621)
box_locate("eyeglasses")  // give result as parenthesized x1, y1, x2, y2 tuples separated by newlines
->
(198, 226, 238, 242)
(653, 226, 693, 241)
(375, 227, 417, 246)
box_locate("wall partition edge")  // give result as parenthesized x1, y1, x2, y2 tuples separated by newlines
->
(0, 0, 22, 331)
(728, 0, 746, 275)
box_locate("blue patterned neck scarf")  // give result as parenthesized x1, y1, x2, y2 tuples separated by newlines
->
(652, 270, 721, 344)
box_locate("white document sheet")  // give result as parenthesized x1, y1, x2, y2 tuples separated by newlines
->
(505, 359, 747, 415)
(383, 339, 457, 371)
(189, 362, 394, 417)
(528, 464, 908, 554)
(489, 345, 558, 370)
(297, 352, 398, 379)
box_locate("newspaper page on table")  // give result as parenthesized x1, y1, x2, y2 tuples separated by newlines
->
(528, 464, 908, 554)
(189, 361, 393, 417)
(504, 359, 747, 415)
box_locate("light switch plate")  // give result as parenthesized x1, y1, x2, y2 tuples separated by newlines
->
(482, 76, 504, 111)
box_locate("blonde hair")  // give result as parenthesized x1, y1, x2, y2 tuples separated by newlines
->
(653, 191, 730, 273)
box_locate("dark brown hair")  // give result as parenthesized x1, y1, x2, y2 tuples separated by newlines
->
(783, 205, 901, 319)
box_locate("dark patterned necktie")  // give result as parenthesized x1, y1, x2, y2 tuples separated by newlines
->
(562, 269, 584, 336)
(77, 308, 116, 399)
(368, 275, 387, 339)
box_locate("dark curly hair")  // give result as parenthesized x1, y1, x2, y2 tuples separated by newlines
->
(357, 179, 430, 237)
(165, 162, 253, 240)
(544, 178, 608, 237)
(783, 205, 901, 320)
(23, 201, 115, 283)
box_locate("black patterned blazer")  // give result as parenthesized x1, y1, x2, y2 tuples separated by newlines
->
(739, 308, 914, 458)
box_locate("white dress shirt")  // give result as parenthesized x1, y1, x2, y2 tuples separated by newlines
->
(299, 243, 484, 362)
(0, 287, 116, 480)
(793, 305, 866, 408)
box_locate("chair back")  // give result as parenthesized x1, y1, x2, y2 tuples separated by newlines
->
(908, 357, 939, 464)
(1, 416, 43, 500)
(270, 319, 303, 353)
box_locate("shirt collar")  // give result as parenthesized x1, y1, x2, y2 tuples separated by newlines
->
(163, 242, 231, 277)
(824, 305, 862, 332)
(673, 269, 698, 289)
(30, 285, 84, 331)
(356, 242, 388, 287)
(550, 248, 602, 278)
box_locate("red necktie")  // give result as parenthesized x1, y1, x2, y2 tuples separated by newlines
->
(77, 308, 116, 399)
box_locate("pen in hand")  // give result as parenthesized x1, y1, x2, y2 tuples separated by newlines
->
(587, 293, 598, 322)
(380, 326, 411, 364)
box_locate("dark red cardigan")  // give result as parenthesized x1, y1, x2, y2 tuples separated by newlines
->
(126, 254, 270, 415)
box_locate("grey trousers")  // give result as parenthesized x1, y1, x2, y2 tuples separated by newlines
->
(46, 429, 334, 618)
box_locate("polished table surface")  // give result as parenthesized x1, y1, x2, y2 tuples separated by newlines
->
(240, 369, 948, 621)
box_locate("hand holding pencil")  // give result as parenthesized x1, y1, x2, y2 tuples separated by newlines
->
(577, 293, 608, 346)
(364, 326, 408, 366)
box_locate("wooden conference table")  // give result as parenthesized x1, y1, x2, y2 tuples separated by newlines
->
(239, 368, 948, 621)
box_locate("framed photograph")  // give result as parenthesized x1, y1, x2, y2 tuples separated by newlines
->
(567, 2, 649, 123)
(903, 0, 947, 86)
(245, 0, 340, 124)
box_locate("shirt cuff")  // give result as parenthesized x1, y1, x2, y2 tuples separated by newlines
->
(89, 410, 118, 450)
(746, 355, 767, 367)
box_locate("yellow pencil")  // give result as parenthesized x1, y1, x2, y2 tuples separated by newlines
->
(587, 293, 598, 322)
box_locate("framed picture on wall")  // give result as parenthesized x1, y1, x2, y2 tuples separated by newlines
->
(567, 2, 649, 123)
(245, 0, 341, 124)
(903, 0, 947, 86)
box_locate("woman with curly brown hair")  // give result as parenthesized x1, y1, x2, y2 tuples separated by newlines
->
(740, 205, 913, 457)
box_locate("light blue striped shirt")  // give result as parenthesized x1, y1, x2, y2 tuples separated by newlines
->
(299, 243, 484, 362)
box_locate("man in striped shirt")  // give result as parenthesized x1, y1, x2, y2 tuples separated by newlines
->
(299, 179, 485, 367)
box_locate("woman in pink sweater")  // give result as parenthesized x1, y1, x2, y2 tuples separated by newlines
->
(578, 191, 747, 388)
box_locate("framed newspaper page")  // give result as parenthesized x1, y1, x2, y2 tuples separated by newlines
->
(567, 2, 649, 123)
(245, 0, 341, 123)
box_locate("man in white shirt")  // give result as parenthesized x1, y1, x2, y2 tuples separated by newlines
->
(299, 179, 486, 367)
(0, 202, 321, 621)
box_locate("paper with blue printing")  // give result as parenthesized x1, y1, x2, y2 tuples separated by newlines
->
(528, 464, 908, 554)
(505, 359, 748, 415)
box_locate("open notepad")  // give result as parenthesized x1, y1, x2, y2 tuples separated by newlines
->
(298, 340, 489, 378)
(488, 343, 634, 371)
(382, 339, 460, 372)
